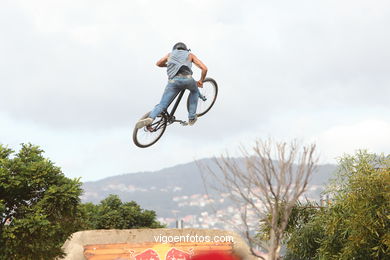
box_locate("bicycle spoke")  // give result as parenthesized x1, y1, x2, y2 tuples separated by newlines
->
(133, 114, 167, 148)
(190, 78, 218, 117)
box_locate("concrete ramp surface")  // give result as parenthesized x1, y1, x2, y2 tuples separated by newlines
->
(61, 228, 255, 260)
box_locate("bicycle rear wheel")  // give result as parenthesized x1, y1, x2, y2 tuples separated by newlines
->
(133, 112, 168, 148)
(187, 77, 218, 117)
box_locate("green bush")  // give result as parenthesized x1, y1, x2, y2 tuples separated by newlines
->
(285, 151, 390, 259)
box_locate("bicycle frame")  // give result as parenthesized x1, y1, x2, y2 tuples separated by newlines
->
(163, 89, 187, 125)
(168, 90, 185, 117)
(145, 89, 187, 133)
(163, 89, 207, 124)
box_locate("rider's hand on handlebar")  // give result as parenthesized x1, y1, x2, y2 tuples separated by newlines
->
(197, 80, 203, 88)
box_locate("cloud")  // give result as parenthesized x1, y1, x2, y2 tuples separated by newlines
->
(1, 0, 389, 180)
(312, 119, 390, 162)
(1, 0, 389, 130)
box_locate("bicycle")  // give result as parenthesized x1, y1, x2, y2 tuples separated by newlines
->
(133, 77, 218, 148)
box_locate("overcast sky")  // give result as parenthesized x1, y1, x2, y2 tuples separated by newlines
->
(1, 0, 389, 181)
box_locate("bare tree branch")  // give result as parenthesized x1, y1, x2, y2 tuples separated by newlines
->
(199, 138, 318, 260)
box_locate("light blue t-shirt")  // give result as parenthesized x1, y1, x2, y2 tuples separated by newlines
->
(167, 50, 193, 79)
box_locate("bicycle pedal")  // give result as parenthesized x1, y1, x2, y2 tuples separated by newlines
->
(199, 94, 207, 101)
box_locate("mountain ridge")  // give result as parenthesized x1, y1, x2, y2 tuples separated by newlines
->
(81, 158, 337, 228)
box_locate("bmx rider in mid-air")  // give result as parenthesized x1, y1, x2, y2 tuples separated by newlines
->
(136, 42, 208, 129)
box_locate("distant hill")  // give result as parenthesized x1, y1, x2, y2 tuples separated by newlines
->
(81, 158, 337, 228)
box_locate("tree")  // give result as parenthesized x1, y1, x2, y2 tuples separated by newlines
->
(282, 202, 325, 260)
(318, 151, 390, 259)
(79, 194, 164, 230)
(0, 144, 83, 259)
(284, 151, 390, 259)
(200, 139, 317, 260)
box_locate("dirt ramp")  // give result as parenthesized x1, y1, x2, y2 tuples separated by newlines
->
(61, 228, 256, 260)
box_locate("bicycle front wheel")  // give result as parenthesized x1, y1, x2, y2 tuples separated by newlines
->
(133, 112, 168, 148)
(187, 77, 218, 117)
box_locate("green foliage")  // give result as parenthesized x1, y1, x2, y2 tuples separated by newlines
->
(0, 144, 83, 259)
(79, 194, 165, 230)
(0, 144, 164, 259)
(284, 151, 390, 259)
(284, 216, 324, 260)
(318, 152, 390, 259)
(284, 200, 321, 237)
(258, 201, 324, 260)
(258, 200, 320, 241)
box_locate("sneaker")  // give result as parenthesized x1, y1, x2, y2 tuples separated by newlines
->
(136, 117, 153, 129)
(188, 116, 197, 126)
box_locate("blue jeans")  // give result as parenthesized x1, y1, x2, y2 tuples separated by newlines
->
(149, 76, 199, 120)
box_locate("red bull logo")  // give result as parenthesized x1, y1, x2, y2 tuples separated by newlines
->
(84, 242, 233, 260)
